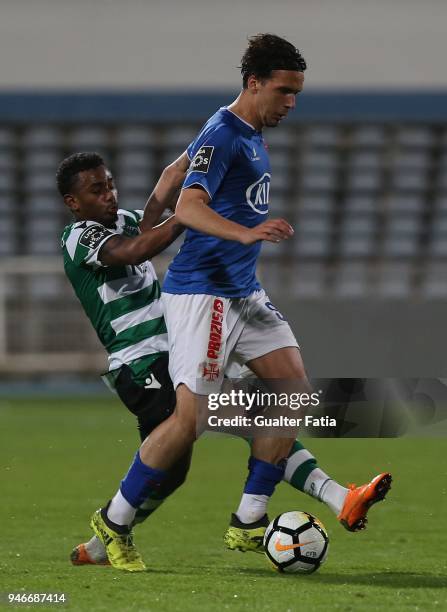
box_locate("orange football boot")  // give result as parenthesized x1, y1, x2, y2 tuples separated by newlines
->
(70, 543, 110, 566)
(338, 472, 392, 532)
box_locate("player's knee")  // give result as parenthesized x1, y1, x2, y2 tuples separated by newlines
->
(171, 408, 197, 442)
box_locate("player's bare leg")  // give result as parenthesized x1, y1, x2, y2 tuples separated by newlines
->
(138, 385, 197, 470)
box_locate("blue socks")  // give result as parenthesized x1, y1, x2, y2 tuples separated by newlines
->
(244, 456, 285, 495)
(120, 451, 167, 508)
(236, 456, 286, 524)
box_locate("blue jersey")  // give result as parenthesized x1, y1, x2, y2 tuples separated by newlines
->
(163, 107, 271, 298)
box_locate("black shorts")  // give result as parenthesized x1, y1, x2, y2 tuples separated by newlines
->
(114, 354, 176, 441)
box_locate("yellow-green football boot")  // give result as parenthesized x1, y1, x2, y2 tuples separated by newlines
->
(90, 508, 146, 572)
(224, 513, 269, 553)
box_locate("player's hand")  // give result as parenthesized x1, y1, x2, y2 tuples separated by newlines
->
(240, 218, 294, 245)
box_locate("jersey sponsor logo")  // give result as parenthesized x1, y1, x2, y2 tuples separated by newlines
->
(189, 146, 214, 173)
(246, 172, 270, 214)
(202, 298, 224, 382)
(79, 225, 113, 250)
(207, 298, 224, 360)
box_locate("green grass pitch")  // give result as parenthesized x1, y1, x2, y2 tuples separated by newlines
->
(1, 396, 446, 611)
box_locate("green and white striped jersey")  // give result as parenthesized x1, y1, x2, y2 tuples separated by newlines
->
(61, 209, 168, 379)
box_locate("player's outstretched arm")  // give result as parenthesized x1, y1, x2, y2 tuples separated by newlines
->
(175, 187, 293, 245)
(99, 215, 183, 266)
(140, 152, 190, 231)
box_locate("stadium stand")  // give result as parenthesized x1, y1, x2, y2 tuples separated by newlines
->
(0, 120, 445, 298)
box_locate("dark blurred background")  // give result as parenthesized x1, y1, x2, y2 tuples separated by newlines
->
(1, 0, 447, 385)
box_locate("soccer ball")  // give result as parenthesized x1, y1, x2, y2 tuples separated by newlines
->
(263, 511, 329, 574)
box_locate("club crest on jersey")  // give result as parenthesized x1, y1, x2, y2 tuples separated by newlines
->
(189, 146, 214, 173)
(245, 172, 270, 214)
(79, 225, 113, 250)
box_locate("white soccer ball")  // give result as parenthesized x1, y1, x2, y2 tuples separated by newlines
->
(264, 511, 329, 574)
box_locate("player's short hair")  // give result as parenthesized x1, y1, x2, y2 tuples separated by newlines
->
(240, 33, 307, 88)
(56, 152, 105, 196)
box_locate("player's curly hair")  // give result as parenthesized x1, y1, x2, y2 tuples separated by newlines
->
(56, 152, 105, 196)
(240, 33, 307, 88)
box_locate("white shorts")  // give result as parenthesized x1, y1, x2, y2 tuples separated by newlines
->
(161, 289, 299, 394)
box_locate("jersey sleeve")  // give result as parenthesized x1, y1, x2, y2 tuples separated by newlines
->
(124, 209, 144, 223)
(64, 223, 116, 269)
(183, 126, 237, 199)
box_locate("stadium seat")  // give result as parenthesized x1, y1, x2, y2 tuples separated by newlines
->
(260, 239, 289, 257)
(24, 150, 61, 170)
(390, 168, 428, 191)
(382, 236, 419, 258)
(0, 234, 15, 256)
(422, 262, 447, 297)
(70, 126, 109, 148)
(22, 126, 63, 149)
(0, 172, 15, 191)
(429, 213, 447, 238)
(26, 195, 60, 213)
(300, 169, 337, 191)
(339, 235, 375, 258)
(24, 171, 57, 193)
(0, 127, 15, 147)
(26, 218, 62, 255)
(396, 127, 434, 148)
(429, 236, 447, 257)
(0, 151, 15, 171)
(346, 169, 382, 192)
(340, 214, 377, 235)
(293, 234, 332, 258)
(115, 126, 157, 148)
(300, 150, 338, 170)
(0, 194, 15, 213)
(116, 191, 148, 211)
(300, 194, 334, 214)
(391, 151, 430, 170)
(271, 169, 290, 192)
(376, 263, 413, 297)
(269, 150, 291, 169)
(333, 262, 370, 297)
(350, 125, 386, 147)
(269, 191, 291, 216)
(436, 173, 447, 190)
(386, 194, 424, 214)
(296, 215, 331, 234)
(164, 127, 200, 149)
(115, 150, 154, 171)
(290, 262, 327, 297)
(347, 151, 382, 170)
(433, 195, 447, 212)
(306, 125, 339, 147)
(344, 195, 378, 214)
(117, 170, 154, 192)
(385, 216, 420, 235)
(28, 276, 63, 298)
(264, 129, 296, 147)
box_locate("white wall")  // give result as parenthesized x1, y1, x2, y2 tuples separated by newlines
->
(0, 0, 446, 90)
